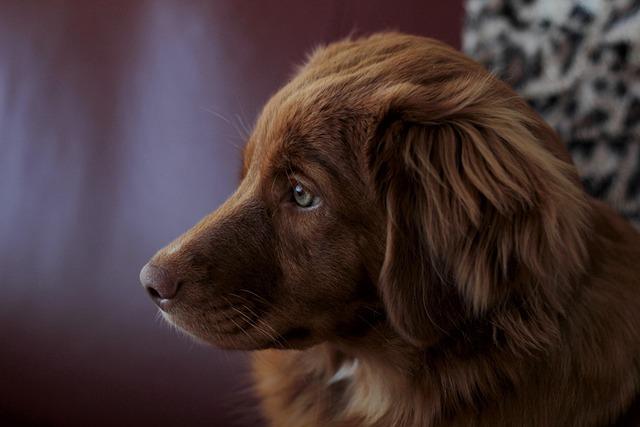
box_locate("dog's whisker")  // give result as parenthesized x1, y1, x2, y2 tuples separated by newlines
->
(239, 304, 285, 348)
(234, 113, 252, 140)
(227, 292, 288, 347)
(227, 302, 279, 347)
(229, 305, 259, 327)
(219, 296, 262, 348)
(235, 101, 253, 138)
(233, 289, 279, 311)
(202, 107, 246, 151)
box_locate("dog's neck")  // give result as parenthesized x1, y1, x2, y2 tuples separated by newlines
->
(319, 282, 575, 425)
(320, 335, 413, 425)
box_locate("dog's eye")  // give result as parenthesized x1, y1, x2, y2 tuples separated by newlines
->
(292, 181, 319, 208)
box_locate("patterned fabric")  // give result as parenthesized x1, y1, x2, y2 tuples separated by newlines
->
(464, 0, 640, 228)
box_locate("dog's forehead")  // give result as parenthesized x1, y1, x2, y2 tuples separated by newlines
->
(242, 33, 442, 177)
(243, 85, 360, 178)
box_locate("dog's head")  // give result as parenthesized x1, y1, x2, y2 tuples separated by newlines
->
(140, 33, 589, 350)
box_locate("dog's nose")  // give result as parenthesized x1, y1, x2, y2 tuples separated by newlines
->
(139, 263, 181, 308)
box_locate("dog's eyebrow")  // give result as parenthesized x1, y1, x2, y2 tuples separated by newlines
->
(286, 141, 342, 177)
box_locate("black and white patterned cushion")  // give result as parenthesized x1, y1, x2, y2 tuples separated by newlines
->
(464, 0, 640, 228)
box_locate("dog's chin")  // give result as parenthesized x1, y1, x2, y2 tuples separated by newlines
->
(158, 310, 318, 351)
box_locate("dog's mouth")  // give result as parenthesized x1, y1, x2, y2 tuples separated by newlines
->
(157, 293, 314, 350)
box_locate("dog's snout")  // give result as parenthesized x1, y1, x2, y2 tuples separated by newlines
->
(139, 263, 181, 308)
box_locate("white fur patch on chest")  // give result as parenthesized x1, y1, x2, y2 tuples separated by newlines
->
(331, 358, 394, 425)
(328, 358, 359, 385)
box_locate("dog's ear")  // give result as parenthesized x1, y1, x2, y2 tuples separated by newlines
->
(366, 78, 590, 346)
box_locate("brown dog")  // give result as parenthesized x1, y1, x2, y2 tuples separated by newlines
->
(140, 33, 640, 426)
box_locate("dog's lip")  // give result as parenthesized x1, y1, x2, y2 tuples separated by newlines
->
(158, 303, 280, 348)
(156, 298, 176, 311)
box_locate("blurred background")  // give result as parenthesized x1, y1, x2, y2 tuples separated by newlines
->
(0, 1, 462, 426)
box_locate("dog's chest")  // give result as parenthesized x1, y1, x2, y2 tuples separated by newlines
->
(253, 351, 397, 427)
(328, 359, 394, 425)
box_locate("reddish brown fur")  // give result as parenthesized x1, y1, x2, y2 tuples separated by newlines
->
(144, 33, 640, 426)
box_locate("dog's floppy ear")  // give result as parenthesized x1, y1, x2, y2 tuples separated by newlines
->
(366, 77, 590, 346)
